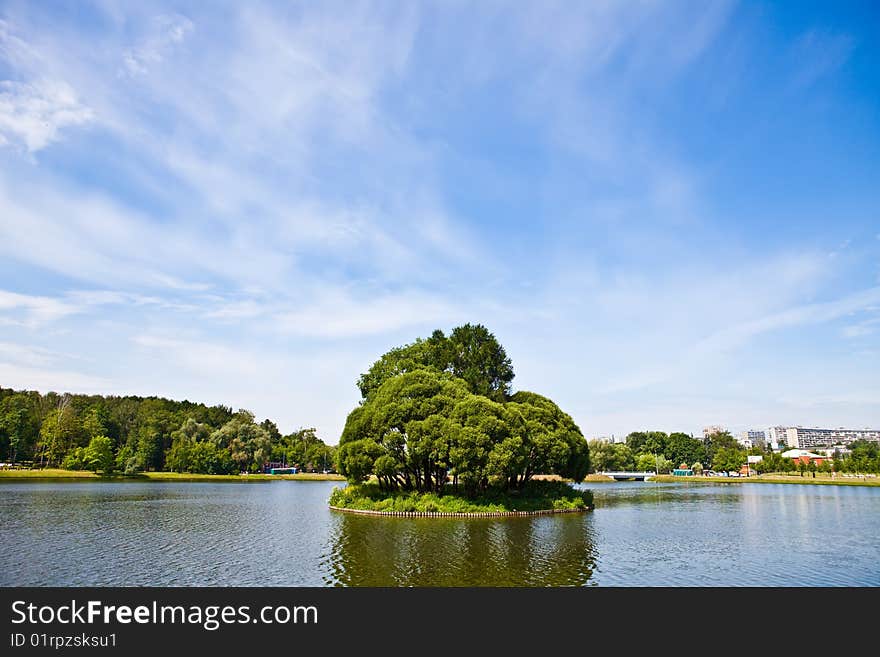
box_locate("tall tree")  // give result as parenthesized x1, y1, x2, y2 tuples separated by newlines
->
(357, 323, 514, 402)
(0, 394, 38, 464)
(84, 435, 114, 474)
(447, 324, 514, 402)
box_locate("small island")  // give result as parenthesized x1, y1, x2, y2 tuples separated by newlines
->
(330, 324, 593, 516)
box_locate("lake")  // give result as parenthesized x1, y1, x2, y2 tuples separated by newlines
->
(1, 480, 878, 586)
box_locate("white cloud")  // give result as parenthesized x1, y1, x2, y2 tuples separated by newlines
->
(0, 78, 93, 152)
(0, 290, 79, 326)
(0, 341, 63, 367)
(842, 316, 880, 339)
(121, 13, 193, 77)
(694, 286, 880, 355)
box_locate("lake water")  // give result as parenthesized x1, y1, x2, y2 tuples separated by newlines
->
(1, 480, 878, 586)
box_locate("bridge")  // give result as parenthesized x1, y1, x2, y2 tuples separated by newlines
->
(600, 471, 656, 481)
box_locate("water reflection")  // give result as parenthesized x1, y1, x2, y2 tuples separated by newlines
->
(2, 480, 879, 586)
(325, 512, 598, 586)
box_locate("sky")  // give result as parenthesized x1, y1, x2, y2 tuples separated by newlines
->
(0, 1, 878, 443)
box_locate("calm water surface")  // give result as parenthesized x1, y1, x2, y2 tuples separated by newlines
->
(1, 480, 878, 586)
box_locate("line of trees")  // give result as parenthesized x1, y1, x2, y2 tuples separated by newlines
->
(831, 441, 880, 474)
(590, 430, 880, 476)
(0, 387, 333, 475)
(589, 429, 748, 475)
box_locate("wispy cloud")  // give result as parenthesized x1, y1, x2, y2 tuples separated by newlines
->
(694, 287, 880, 355)
(121, 13, 193, 77)
(0, 78, 93, 152)
(0, 290, 79, 326)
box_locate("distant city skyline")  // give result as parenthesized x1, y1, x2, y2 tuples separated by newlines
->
(1, 2, 878, 442)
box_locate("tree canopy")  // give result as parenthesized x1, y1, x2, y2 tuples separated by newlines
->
(338, 325, 588, 496)
(357, 324, 514, 402)
(0, 387, 334, 476)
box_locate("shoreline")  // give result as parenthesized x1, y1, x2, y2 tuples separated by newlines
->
(329, 505, 591, 518)
(648, 473, 880, 487)
(0, 468, 346, 482)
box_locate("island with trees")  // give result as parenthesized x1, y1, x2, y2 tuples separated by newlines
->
(329, 324, 593, 515)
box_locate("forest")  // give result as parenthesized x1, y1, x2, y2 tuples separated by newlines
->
(0, 387, 334, 475)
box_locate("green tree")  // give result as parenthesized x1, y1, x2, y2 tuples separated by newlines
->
(211, 411, 272, 473)
(81, 405, 112, 441)
(712, 446, 746, 474)
(0, 394, 39, 464)
(655, 456, 673, 474)
(189, 441, 234, 474)
(666, 432, 706, 468)
(166, 418, 211, 473)
(626, 431, 668, 456)
(608, 443, 635, 471)
(357, 324, 514, 402)
(336, 439, 383, 483)
(637, 452, 657, 472)
(37, 400, 86, 467)
(84, 435, 114, 474)
(447, 324, 514, 401)
(587, 440, 614, 473)
(62, 447, 88, 470)
(705, 430, 739, 465)
(625, 432, 648, 453)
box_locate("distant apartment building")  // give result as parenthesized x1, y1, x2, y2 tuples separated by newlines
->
(702, 425, 726, 440)
(767, 426, 789, 450)
(773, 426, 880, 449)
(738, 430, 766, 449)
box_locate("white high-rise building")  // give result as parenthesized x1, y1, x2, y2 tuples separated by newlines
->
(769, 426, 879, 450)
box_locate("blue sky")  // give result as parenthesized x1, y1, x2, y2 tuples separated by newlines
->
(0, 1, 878, 442)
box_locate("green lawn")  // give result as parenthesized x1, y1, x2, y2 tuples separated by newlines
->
(0, 468, 101, 479)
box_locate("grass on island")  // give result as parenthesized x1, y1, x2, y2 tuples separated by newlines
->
(329, 479, 594, 514)
(0, 468, 345, 482)
(650, 473, 880, 487)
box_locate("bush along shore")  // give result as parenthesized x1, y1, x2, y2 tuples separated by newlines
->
(328, 480, 593, 515)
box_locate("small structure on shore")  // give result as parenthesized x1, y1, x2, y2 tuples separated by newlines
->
(781, 449, 828, 465)
(672, 464, 694, 477)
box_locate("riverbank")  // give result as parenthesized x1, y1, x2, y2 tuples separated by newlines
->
(328, 480, 593, 514)
(650, 473, 880, 487)
(0, 468, 345, 482)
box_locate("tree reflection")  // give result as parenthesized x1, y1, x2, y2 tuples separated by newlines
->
(324, 512, 597, 586)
